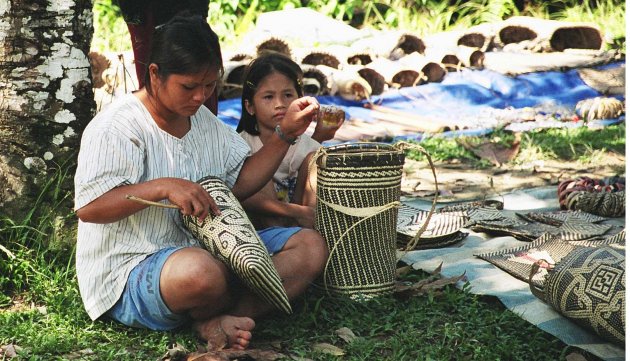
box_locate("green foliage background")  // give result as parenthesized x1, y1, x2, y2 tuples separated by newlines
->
(92, 0, 626, 52)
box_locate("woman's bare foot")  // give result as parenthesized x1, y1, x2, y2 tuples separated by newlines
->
(195, 315, 255, 351)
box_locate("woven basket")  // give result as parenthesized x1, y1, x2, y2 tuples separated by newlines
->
(313, 142, 408, 299)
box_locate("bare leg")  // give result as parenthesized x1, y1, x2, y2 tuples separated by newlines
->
(159, 230, 327, 349)
(160, 248, 255, 349)
(292, 153, 317, 208)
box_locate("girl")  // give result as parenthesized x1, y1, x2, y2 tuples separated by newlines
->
(236, 52, 344, 229)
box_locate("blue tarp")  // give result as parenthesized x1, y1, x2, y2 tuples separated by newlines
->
(217, 61, 625, 140)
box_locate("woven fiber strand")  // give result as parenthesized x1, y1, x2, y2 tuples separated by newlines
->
(181, 176, 292, 314)
(314, 143, 405, 299)
(542, 244, 625, 346)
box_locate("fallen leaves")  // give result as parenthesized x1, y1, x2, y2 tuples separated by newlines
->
(394, 263, 466, 301)
(457, 133, 522, 166)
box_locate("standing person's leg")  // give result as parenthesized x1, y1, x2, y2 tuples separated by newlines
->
(125, 8, 155, 89)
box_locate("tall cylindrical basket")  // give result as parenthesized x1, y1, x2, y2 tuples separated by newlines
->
(314, 142, 406, 299)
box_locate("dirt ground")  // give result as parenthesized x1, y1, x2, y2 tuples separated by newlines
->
(400, 151, 626, 203)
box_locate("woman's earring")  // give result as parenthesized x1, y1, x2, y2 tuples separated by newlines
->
(254, 123, 259, 132)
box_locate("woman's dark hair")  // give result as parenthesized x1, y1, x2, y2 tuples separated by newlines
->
(236, 52, 304, 135)
(144, 13, 223, 94)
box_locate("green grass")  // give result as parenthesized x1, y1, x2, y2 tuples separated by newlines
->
(405, 123, 625, 168)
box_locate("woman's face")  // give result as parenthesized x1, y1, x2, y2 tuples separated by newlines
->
(151, 65, 219, 118)
(245, 71, 298, 132)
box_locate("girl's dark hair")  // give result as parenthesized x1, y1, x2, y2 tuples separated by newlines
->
(144, 13, 223, 94)
(236, 52, 304, 135)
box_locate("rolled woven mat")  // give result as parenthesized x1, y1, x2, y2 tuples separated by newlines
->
(312, 142, 438, 299)
(558, 176, 625, 217)
(180, 176, 292, 315)
(529, 239, 625, 346)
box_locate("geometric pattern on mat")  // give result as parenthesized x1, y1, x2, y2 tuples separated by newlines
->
(476, 229, 626, 289)
(397, 203, 468, 249)
(536, 242, 626, 346)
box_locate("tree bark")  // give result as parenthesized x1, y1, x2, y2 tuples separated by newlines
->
(0, 0, 95, 221)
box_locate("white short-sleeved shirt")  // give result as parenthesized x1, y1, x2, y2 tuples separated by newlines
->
(240, 132, 320, 202)
(74, 93, 250, 320)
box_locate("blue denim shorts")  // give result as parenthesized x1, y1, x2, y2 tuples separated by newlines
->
(106, 226, 301, 330)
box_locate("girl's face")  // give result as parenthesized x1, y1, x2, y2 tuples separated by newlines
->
(245, 71, 299, 132)
(151, 64, 219, 118)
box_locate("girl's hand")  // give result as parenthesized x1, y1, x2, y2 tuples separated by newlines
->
(312, 105, 345, 143)
(165, 178, 220, 221)
(279, 96, 320, 138)
(293, 204, 315, 229)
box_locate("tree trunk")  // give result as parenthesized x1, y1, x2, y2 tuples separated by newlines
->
(0, 0, 95, 221)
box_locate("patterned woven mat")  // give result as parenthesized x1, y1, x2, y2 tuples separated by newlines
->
(476, 228, 626, 288)
(399, 186, 626, 361)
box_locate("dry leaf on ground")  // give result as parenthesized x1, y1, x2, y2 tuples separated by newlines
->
(313, 343, 345, 356)
(335, 327, 359, 343)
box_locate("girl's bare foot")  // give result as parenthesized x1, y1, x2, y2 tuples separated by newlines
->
(195, 315, 255, 351)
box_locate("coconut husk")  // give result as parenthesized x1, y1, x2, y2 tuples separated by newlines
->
(301, 51, 342, 69)
(455, 46, 485, 68)
(345, 64, 386, 95)
(398, 52, 446, 83)
(315, 65, 372, 101)
(497, 16, 603, 52)
(255, 37, 293, 58)
(219, 59, 248, 100)
(351, 30, 425, 61)
(357, 67, 386, 95)
(228, 53, 254, 62)
(389, 33, 426, 60)
(301, 64, 330, 96)
(366, 58, 423, 88)
(457, 23, 497, 51)
(347, 52, 374, 66)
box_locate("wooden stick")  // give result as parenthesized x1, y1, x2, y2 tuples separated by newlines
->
(125, 195, 180, 209)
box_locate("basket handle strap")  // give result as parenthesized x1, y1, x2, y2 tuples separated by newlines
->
(318, 198, 401, 218)
(322, 200, 401, 293)
(393, 142, 439, 251)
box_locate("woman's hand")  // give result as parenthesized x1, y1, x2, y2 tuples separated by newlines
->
(278, 96, 320, 139)
(164, 178, 220, 221)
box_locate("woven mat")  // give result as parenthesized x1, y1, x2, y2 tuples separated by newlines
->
(399, 186, 626, 361)
(476, 228, 626, 288)
(396, 203, 469, 250)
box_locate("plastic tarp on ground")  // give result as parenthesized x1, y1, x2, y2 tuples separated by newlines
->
(217, 61, 625, 143)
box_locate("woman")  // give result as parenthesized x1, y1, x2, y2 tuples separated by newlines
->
(74, 14, 328, 350)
